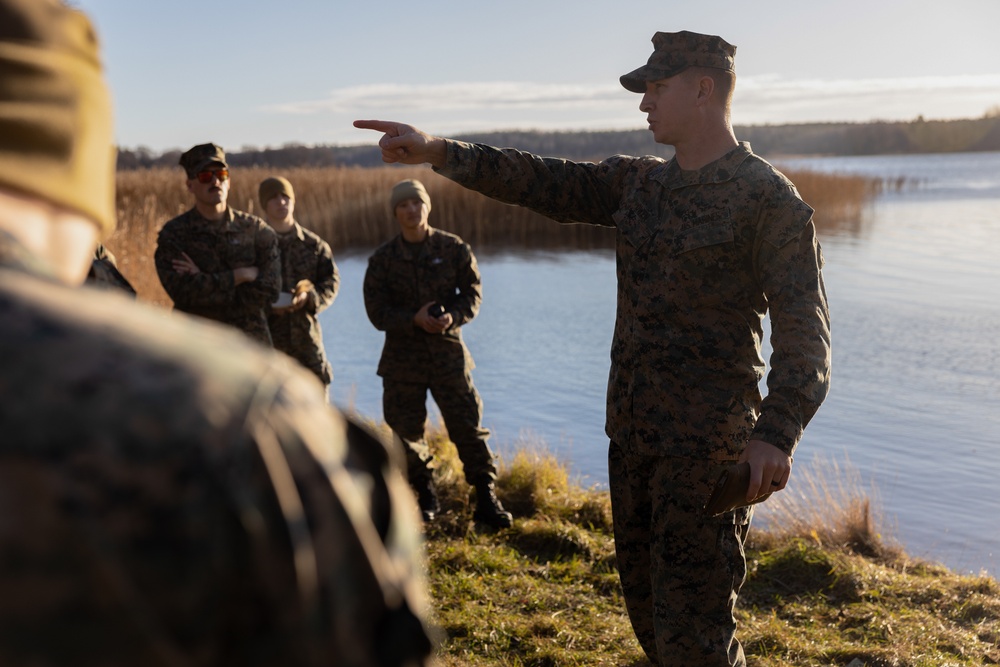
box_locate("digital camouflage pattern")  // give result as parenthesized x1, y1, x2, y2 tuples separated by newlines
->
(268, 221, 339, 386)
(0, 230, 434, 667)
(382, 372, 495, 487)
(620, 30, 737, 93)
(85, 243, 136, 296)
(610, 442, 750, 666)
(439, 140, 831, 461)
(364, 228, 497, 484)
(155, 207, 280, 346)
(437, 139, 830, 666)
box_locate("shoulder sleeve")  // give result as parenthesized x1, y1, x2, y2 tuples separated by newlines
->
(436, 139, 632, 227)
(752, 186, 831, 454)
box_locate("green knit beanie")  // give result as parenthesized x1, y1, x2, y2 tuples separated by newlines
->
(390, 179, 430, 210)
(258, 176, 294, 208)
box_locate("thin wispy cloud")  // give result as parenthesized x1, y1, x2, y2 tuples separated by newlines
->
(267, 74, 1000, 126)
(265, 82, 626, 115)
(735, 74, 1000, 123)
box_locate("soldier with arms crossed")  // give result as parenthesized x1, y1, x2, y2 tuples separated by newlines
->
(0, 1, 434, 664)
(356, 30, 831, 667)
(155, 142, 281, 346)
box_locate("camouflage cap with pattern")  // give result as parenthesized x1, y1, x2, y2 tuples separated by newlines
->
(620, 30, 736, 94)
(179, 143, 228, 177)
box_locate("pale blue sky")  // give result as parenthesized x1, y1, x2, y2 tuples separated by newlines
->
(73, 0, 1000, 152)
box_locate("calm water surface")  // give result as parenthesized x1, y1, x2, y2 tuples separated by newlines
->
(322, 151, 1000, 577)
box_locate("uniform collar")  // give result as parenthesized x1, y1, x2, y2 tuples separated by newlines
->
(652, 141, 754, 190)
(393, 226, 437, 259)
(275, 220, 305, 241)
(190, 206, 235, 229)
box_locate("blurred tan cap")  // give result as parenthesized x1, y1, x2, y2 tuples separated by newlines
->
(0, 0, 116, 236)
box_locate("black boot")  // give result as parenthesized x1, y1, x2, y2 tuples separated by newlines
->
(472, 477, 513, 528)
(411, 477, 440, 523)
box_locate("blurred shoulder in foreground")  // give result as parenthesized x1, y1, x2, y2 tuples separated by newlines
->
(0, 0, 433, 664)
(0, 231, 434, 666)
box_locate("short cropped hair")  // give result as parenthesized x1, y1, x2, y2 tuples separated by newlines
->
(686, 66, 736, 117)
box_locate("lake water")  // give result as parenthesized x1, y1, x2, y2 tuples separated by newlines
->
(321, 151, 1000, 578)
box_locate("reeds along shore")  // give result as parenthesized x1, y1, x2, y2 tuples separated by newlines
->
(108, 164, 880, 305)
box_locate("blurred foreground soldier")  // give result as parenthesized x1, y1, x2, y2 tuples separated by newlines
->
(364, 179, 512, 528)
(356, 30, 830, 667)
(259, 176, 339, 391)
(0, 1, 434, 665)
(85, 243, 136, 296)
(154, 142, 280, 346)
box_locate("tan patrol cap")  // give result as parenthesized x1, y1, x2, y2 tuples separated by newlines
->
(620, 30, 736, 94)
(0, 0, 116, 236)
(179, 143, 228, 177)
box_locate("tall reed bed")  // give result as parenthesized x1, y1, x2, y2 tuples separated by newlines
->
(108, 164, 879, 304)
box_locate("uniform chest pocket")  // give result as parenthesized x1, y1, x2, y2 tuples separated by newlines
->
(613, 200, 657, 250)
(665, 220, 738, 307)
(673, 221, 735, 256)
(420, 255, 458, 291)
(224, 230, 258, 267)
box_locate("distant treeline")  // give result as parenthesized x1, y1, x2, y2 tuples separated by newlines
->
(117, 114, 1000, 171)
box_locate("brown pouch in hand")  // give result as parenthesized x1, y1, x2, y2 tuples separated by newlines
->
(704, 461, 772, 517)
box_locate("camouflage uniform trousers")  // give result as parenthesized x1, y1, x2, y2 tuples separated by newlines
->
(382, 369, 498, 487)
(609, 439, 751, 667)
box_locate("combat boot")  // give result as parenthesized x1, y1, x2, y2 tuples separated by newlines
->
(472, 477, 513, 528)
(411, 477, 440, 523)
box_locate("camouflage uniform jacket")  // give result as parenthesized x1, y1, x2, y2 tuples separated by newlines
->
(0, 230, 434, 667)
(438, 140, 831, 459)
(268, 221, 339, 385)
(363, 228, 480, 383)
(155, 206, 280, 346)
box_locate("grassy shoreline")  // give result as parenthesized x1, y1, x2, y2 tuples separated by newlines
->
(405, 425, 1000, 667)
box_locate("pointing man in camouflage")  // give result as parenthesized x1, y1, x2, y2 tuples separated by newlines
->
(259, 175, 340, 391)
(154, 142, 281, 346)
(356, 30, 831, 666)
(0, 1, 434, 664)
(364, 179, 512, 528)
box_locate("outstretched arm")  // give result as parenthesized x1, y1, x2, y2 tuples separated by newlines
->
(353, 120, 448, 167)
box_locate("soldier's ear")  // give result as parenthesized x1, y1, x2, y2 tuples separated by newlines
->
(185, 178, 195, 195)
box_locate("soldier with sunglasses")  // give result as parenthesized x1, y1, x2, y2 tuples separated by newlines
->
(154, 144, 281, 346)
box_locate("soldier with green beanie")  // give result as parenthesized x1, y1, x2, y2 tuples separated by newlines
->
(154, 142, 281, 346)
(0, 1, 435, 664)
(259, 175, 340, 391)
(356, 29, 831, 667)
(364, 178, 512, 528)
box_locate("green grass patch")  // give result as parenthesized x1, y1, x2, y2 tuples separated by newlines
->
(413, 428, 1000, 666)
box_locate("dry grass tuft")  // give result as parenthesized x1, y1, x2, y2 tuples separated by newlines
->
(751, 454, 902, 561)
